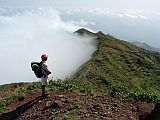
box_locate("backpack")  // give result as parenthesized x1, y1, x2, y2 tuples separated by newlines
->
(31, 62, 44, 78)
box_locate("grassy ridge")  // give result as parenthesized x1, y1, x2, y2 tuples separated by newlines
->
(74, 28, 160, 96)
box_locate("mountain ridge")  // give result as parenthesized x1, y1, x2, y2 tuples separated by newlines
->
(75, 28, 160, 96)
(1, 28, 160, 119)
(131, 41, 160, 53)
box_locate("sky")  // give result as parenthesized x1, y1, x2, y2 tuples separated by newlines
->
(0, 0, 160, 13)
(0, 6, 97, 84)
(0, 0, 160, 84)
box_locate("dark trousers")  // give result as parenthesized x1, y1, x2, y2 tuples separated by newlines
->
(41, 85, 46, 96)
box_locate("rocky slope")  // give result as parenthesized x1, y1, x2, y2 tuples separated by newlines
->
(0, 89, 156, 120)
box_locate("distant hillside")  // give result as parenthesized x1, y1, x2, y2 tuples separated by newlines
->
(131, 41, 160, 53)
(74, 28, 160, 96)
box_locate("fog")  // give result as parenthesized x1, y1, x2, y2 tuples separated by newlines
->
(0, 8, 97, 84)
(60, 8, 160, 48)
(1, 0, 160, 84)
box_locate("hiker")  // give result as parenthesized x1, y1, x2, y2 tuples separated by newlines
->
(40, 54, 51, 98)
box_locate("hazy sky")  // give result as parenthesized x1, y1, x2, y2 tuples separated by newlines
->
(0, 0, 160, 13)
(0, 7, 97, 84)
(0, 0, 160, 84)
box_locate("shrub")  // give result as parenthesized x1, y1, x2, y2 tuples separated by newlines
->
(128, 92, 159, 102)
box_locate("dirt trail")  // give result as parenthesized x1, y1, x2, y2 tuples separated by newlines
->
(0, 89, 156, 120)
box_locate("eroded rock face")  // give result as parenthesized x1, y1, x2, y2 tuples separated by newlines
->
(133, 101, 155, 120)
(146, 103, 160, 120)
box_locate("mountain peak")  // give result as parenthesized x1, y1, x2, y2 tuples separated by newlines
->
(75, 28, 95, 36)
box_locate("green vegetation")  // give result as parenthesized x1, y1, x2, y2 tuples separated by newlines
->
(68, 102, 82, 113)
(0, 80, 91, 113)
(48, 79, 99, 95)
(128, 92, 158, 102)
(0, 82, 28, 95)
(48, 28, 160, 102)
(0, 82, 41, 112)
(74, 28, 160, 101)
(51, 101, 82, 120)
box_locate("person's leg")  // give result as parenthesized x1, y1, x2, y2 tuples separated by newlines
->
(41, 75, 48, 98)
(41, 85, 45, 96)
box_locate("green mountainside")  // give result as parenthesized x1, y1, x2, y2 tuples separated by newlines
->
(1, 28, 160, 116)
(73, 28, 160, 96)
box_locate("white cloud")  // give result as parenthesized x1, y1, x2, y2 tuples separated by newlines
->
(0, 8, 97, 84)
(117, 13, 124, 17)
(138, 15, 149, 19)
(124, 13, 138, 19)
(70, 19, 96, 26)
(61, 8, 149, 20)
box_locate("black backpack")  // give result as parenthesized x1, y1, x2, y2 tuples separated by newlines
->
(31, 62, 44, 78)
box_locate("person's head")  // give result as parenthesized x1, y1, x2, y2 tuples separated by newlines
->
(41, 54, 48, 61)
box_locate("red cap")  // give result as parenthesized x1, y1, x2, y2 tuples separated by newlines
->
(41, 54, 48, 59)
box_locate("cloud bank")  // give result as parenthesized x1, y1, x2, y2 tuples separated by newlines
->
(0, 8, 97, 84)
(60, 8, 160, 48)
(61, 8, 149, 20)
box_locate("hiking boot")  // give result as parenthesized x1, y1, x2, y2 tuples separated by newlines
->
(42, 92, 48, 99)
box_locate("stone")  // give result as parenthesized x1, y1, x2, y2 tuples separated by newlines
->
(46, 100, 63, 108)
(57, 95, 64, 98)
(102, 112, 108, 117)
(61, 98, 66, 102)
(132, 106, 138, 112)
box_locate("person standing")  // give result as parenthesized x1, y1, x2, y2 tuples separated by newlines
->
(40, 54, 51, 98)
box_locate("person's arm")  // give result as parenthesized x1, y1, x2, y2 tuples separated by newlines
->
(42, 63, 51, 75)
